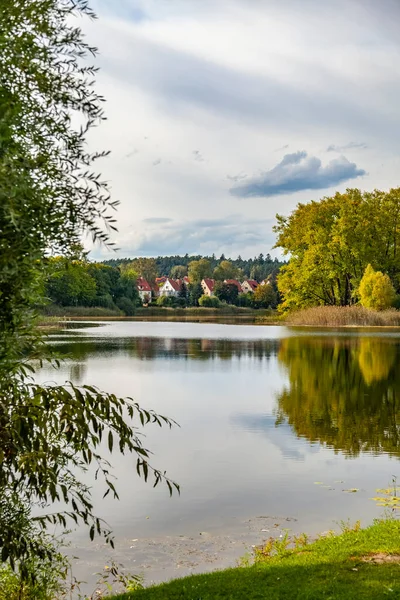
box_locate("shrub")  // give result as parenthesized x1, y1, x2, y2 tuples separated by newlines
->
(198, 294, 221, 308)
(95, 293, 116, 309)
(359, 265, 395, 310)
(116, 296, 136, 315)
(156, 295, 174, 307)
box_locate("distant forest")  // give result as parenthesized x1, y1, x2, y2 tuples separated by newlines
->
(102, 253, 285, 281)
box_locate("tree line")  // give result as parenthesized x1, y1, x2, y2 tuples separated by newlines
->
(103, 252, 284, 282)
(44, 253, 280, 313)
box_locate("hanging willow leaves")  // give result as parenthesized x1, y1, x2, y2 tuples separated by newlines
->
(0, 0, 179, 581)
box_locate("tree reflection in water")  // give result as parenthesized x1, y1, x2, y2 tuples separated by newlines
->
(275, 336, 400, 458)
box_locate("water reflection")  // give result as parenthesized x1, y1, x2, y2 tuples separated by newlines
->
(48, 328, 400, 460)
(49, 335, 279, 363)
(275, 336, 400, 458)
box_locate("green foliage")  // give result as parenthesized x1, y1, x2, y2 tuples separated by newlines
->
(213, 260, 240, 281)
(275, 188, 400, 311)
(169, 265, 187, 279)
(123, 258, 158, 283)
(110, 520, 400, 600)
(188, 259, 212, 283)
(0, 0, 176, 584)
(116, 296, 136, 315)
(198, 295, 221, 307)
(253, 283, 277, 308)
(188, 282, 203, 306)
(214, 282, 239, 305)
(47, 261, 97, 307)
(156, 295, 174, 307)
(45, 257, 139, 314)
(359, 265, 395, 311)
(236, 292, 254, 307)
(105, 253, 284, 282)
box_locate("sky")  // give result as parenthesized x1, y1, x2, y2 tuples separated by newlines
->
(84, 0, 400, 260)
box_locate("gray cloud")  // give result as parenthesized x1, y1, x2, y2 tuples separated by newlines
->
(327, 142, 368, 152)
(230, 151, 366, 198)
(97, 23, 400, 146)
(152, 158, 162, 166)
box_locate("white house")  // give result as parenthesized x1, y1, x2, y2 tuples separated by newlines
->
(241, 279, 259, 294)
(159, 278, 182, 297)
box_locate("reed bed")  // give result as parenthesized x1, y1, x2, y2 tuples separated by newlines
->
(286, 305, 400, 327)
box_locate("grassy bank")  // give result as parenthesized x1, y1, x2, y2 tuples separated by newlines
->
(111, 519, 400, 600)
(40, 304, 123, 317)
(286, 305, 400, 327)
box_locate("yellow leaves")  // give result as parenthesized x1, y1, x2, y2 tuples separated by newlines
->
(359, 264, 395, 311)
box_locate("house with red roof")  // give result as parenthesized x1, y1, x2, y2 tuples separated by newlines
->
(241, 279, 259, 294)
(137, 277, 152, 304)
(159, 278, 182, 298)
(224, 279, 242, 293)
(201, 278, 215, 296)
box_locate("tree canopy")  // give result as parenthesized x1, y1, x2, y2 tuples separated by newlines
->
(274, 188, 400, 312)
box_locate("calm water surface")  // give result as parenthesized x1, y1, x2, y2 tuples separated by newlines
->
(39, 321, 400, 587)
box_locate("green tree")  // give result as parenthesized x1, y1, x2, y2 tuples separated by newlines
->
(188, 282, 203, 306)
(188, 259, 212, 283)
(213, 260, 239, 281)
(274, 188, 400, 311)
(253, 283, 277, 308)
(359, 265, 395, 311)
(0, 0, 176, 585)
(47, 261, 97, 306)
(170, 265, 187, 279)
(214, 282, 239, 305)
(125, 258, 158, 283)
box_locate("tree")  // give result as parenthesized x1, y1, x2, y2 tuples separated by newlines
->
(359, 265, 395, 311)
(274, 188, 400, 311)
(0, 0, 176, 586)
(47, 260, 97, 306)
(213, 260, 239, 281)
(123, 258, 158, 284)
(170, 265, 187, 279)
(214, 282, 239, 305)
(188, 282, 203, 306)
(253, 283, 278, 308)
(188, 259, 212, 283)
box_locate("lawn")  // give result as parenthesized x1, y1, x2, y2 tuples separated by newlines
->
(110, 519, 400, 600)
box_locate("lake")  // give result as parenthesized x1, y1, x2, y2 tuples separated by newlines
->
(39, 321, 400, 589)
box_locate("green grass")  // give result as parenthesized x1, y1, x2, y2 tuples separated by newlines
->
(111, 520, 400, 600)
